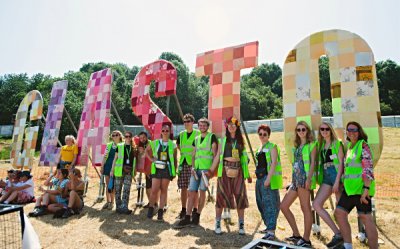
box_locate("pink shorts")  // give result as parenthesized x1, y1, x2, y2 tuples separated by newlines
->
(16, 191, 33, 204)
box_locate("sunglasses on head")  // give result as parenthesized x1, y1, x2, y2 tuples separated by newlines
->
(258, 133, 268, 137)
(183, 120, 192, 123)
(347, 128, 359, 132)
(320, 127, 330, 132)
(162, 129, 170, 133)
(296, 128, 307, 132)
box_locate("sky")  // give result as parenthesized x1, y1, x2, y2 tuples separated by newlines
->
(0, 0, 399, 77)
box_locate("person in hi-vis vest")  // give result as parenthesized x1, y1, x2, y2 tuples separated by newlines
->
(176, 118, 218, 228)
(145, 124, 177, 221)
(313, 122, 345, 248)
(100, 130, 123, 211)
(210, 117, 251, 236)
(281, 121, 317, 248)
(255, 124, 283, 241)
(110, 131, 136, 215)
(335, 122, 378, 249)
(176, 114, 200, 220)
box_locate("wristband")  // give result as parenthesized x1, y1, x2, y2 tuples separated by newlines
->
(363, 185, 370, 190)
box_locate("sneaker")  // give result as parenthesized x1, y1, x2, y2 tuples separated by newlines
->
(102, 202, 110, 210)
(157, 209, 164, 221)
(61, 208, 73, 219)
(147, 207, 154, 218)
(53, 208, 66, 219)
(28, 206, 41, 217)
(175, 215, 191, 228)
(238, 222, 245, 235)
(143, 203, 150, 208)
(262, 232, 276, 241)
(107, 202, 114, 210)
(120, 208, 132, 215)
(259, 228, 268, 234)
(191, 212, 200, 226)
(285, 235, 302, 243)
(296, 238, 312, 248)
(32, 206, 47, 217)
(215, 220, 222, 235)
(326, 234, 344, 249)
(176, 209, 186, 220)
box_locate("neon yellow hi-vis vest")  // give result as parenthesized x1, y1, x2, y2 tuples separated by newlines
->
(317, 140, 343, 185)
(194, 132, 214, 170)
(218, 137, 250, 179)
(179, 129, 200, 166)
(344, 140, 375, 196)
(257, 142, 283, 190)
(292, 142, 317, 190)
(150, 139, 176, 177)
(114, 143, 136, 177)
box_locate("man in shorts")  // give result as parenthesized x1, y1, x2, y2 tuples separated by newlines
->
(176, 118, 218, 227)
(175, 114, 200, 219)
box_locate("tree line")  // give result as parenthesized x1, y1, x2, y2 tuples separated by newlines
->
(0, 52, 399, 143)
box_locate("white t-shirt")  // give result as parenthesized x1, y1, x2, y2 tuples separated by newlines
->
(20, 178, 34, 197)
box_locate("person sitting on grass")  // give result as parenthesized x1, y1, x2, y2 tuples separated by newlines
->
(48, 168, 85, 218)
(0, 171, 34, 204)
(0, 169, 18, 197)
(29, 169, 69, 217)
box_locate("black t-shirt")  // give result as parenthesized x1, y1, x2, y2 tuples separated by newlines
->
(321, 148, 333, 163)
(157, 141, 171, 163)
(116, 144, 134, 166)
(223, 138, 243, 158)
(256, 151, 268, 169)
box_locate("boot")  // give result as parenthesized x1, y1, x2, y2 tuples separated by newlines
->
(157, 209, 164, 221)
(147, 207, 154, 218)
(191, 212, 200, 225)
(175, 215, 191, 228)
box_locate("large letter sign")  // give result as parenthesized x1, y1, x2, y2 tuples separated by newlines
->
(11, 90, 43, 169)
(39, 80, 68, 166)
(131, 60, 176, 140)
(77, 68, 112, 166)
(195, 41, 258, 137)
(282, 29, 383, 164)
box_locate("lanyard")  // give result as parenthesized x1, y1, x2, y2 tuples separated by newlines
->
(125, 145, 132, 157)
(321, 141, 331, 162)
(161, 141, 168, 152)
(232, 139, 237, 149)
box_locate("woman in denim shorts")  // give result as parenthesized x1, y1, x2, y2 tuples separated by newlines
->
(313, 122, 345, 248)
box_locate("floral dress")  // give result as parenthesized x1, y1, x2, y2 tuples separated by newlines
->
(290, 145, 307, 190)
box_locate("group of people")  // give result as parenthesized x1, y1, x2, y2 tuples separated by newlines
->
(20, 113, 378, 249)
(253, 120, 377, 249)
(27, 135, 84, 219)
(0, 169, 34, 204)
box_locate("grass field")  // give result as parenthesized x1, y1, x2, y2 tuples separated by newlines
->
(0, 128, 399, 248)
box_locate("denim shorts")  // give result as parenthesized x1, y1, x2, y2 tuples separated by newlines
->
(322, 166, 337, 186)
(188, 169, 208, 192)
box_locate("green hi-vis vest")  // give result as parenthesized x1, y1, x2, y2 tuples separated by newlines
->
(179, 129, 200, 166)
(194, 132, 214, 170)
(150, 139, 176, 177)
(218, 137, 250, 179)
(292, 142, 317, 190)
(317, 140, 342, 185)
(344, 140, 375, 196)
(114, 143, 136, 177)
(258, 142, 283, 190)
(104, 142, 115, 161)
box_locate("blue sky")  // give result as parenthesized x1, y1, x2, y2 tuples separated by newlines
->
(0, 0, 399, 76)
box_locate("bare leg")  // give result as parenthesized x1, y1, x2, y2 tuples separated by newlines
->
(5, 191, 18, 203)
(150, 179, 161, 207)
(186, 191, 196, 216)
(237, 208, 244, 221)
(280, 189, 300, 236)
(298, 187, 312, 241)
(359, 213, 378, 249)
(159, 179, 170, 209)
(335, 208, 352, 243)
(313, 184, 340, 235)
(198, 190, 206, 214)
(0, 191, 11, 202)
(105, 176, 111, 203)
(180, 188, 188, 210)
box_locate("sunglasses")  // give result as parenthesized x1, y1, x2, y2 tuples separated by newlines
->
(347, 128, 359, 132)
(112, 134, 120, 137)
(296, 128, 307, 132)
(183, 120, 192, 123)
(258, 133, 268, 137)
(228, 124, 237, 127)
(162, 130, 170, 133)
(320, 127, 330, 132)
(125, 135, 132, 138)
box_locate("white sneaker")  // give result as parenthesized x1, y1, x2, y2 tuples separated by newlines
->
(215, 221, 222, 235)
(239, 223, 245, 235)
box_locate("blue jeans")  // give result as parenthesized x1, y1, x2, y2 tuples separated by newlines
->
(188, 169, 208, 192)
(255, 175, 280, 231)
(322, 166, 337, 186)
